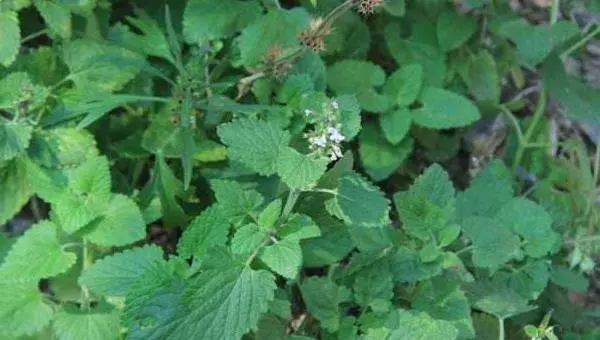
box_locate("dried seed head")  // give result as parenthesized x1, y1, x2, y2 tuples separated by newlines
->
(355, 0, 382, 15)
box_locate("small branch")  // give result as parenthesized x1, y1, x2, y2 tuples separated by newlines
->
(562, 25, 600, 58)
(20, 29, 48, 44)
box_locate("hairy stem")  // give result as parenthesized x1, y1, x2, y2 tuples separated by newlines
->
(80, 239, 92, 310)
(512, 88, 547, 170)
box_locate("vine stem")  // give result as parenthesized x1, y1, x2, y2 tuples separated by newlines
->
(499, 318, 505, 340)
(562, 25, 600, 58)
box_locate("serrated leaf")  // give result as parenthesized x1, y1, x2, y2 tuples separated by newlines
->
(300, 277, 350, 332)
(276, 147, 328, 189)
(280, 213, 321, 240)
(177, 204, 229, 259)
(0, 220, 76, 280)
(327, 60, 387, 111)
(335, 170, 390, 226)
(231, 223, 268, 255)
(359, 123, 413, 181)
(390, 247, 442, 283)
(217, 118, 290, 175)
(258, 199, 282, 230)
(0, 121, 32, 161)
(499, 20, 579, 66)
(237, 8, 310, 68)
(151, 156, 187, 227)
(380, 107, 412, 145)
(0, 279, 53, 337)
(260, 238, 302, 279)
(183, 0, 261, 44)
(462, 216, 521, 268)
(394, 164, 455, 239)
(34, 0, 71, 39)
(413, 278, 474, 339)
(437, 11, 477, 52)
(384, 64, 423, 107)
(388, 310, 458, 340)
(84, 194, 146, 247)
(127, 266, 276, 340)
(353, 259, 393, 311)
(465, 50, 500, 102)
(465, 279, 536, 319)
(79, 245, 165, 297)
(52, 302, 119, 340)
(456, 160, 514, 220)
(126, 16, 173, 63)
(62, 39, 143, 98)
(0, 157, 32, 225)
(211, 179, 264, 225)
(496, 198, 559, 258)
(412, 87, 481, 129)
(0, 72, 32, 109)
(27, 127, 97, 168)
(0, 12, 20, 67)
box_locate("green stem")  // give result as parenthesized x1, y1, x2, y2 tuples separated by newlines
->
(499, 105, 525, 144)
(81, 239, 92, 310)
(309, 188, 338, 195)
(562, 25, 600, 58)
(20, 29, 48, 44)
(550, 0, 560, 25)
(585, 144, 600, 219)
(245, 238, 270, 267)
(499, 318, 505, 340)
(281, 189, 300, 223)
(512, 88, 547, 170)
(456, 245, 473, 255)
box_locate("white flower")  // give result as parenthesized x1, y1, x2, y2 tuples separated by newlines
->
(304, 109, 312, 116)
(312, 135, 327, 148)
(327, 127, 345, 142)
(331, 144, 343, 158)
(331, 99, 339, 110)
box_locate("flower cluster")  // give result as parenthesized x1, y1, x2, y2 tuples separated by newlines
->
(303, 99, 346, 161)
(354, 0, 382, 15)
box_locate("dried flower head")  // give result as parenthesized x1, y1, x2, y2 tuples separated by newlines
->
(299, 17, 331, 52)
(355, 0, 382, 15)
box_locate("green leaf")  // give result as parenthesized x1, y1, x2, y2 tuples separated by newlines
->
(384, 64, 424, 107)
(217, 118, 291, 175)
(0, 121, 32, 161)
(380, 107, 412, 145)
(0, 220, 76, 280)
(0, 12, 20, 67)
(336, 94, 362, 140)
(462, 216, 521, 268)
(84, 194, 146, 247)
(412, 87, 481, 129)
(465, 279, 536, 319)
(177, 205, 230, 259)
(385, 23, 446, 87)
(437, 11, 477, 52)
(128, 266, 276, 340)
(388, 310, 458, 340)
(280, 213, 321, 240)
(231, 223, 268, 255)
(300, 276, 350, 332)
(237, 8, 310, 68)
(151, 156, 187, 227)
(499, 20, 579, 66)
(0, 279, 53, 337)
(276, 147, 328, 189)
(0, 157, 32, 225)
(413, 278, 474, 339)
(394, 164, 455, 239)
(79, 245, 165, 297)
(335, 170, 390, 226)
(327, 60, 388, 112)
(390, 247, 442, 283)
(359, 122, 413, 181)
(52, 302, 119, 340)
(211, 179, 264, 225)
(0, 72, 32, 109)
(550, 266, 589, 293)
(496, 198, 559, 258)
(126, 16, 174, 63)
(28, 127, 98, 169)
(183, 0, 261, 44)
(260, 237, 302, 279)
(383, 0, 406, 16)
(62, 39, 143, 98)
(456, 160, 514, 220)
(34, 0, 71, 39)
(258, 199, 282, 230)
(353, 259, 393, 311)
(465, 50, 500, 102)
